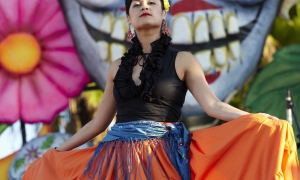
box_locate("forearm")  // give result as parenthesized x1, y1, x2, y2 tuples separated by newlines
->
(207, 100, 250, 121)
(56, 59, 120, 151)
(56, 119, 105, 151)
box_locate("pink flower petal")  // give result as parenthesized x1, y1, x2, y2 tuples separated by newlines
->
(41, 32, 74, 51)
(0, 14, 8, 38)
(0, 70, 19, 124)
(20, 69, 68, 124)
(0, 12, 9, 39)
(40, 50, 90, 96)
(36, 9, 69, 40)
(0, 0, 19, 33)
(18, 0, 43, 32)
(20, 0, 60, 34)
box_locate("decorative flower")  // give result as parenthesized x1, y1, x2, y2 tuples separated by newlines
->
(163, 0, 170, 12)
(23, 146, 41, 161)
(0, 0, 90, 124)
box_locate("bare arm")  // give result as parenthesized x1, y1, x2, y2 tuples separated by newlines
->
(177, 52, 249, 121)
(177, 52, 277, 121)
(56, 59, 121, 151)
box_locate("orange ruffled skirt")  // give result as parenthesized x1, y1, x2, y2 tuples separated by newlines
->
(22, 114, 299, 180)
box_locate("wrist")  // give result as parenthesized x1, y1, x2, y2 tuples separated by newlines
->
(54, 147, 63, 152)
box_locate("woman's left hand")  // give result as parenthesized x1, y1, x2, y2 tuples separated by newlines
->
(258, 113, 279, 120)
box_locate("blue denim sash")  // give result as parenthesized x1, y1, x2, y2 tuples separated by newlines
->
(84, 120, 191, 180)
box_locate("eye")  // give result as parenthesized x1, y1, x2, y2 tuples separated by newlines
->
(133, 3, 140, 7)
(149, 1, 156, 5)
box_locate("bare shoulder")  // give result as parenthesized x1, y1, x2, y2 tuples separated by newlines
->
(174, 51, 201, 81)
(108, 58, 121, 80)
(176, 51, 200, 69)
(110, 58, 121, 69)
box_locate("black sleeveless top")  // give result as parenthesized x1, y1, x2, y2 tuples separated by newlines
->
(113, 35, 187, 123)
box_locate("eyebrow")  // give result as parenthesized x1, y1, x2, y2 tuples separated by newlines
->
(133, 0, 156, 3)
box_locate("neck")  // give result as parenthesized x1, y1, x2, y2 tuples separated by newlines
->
(135, 29, 161, 53)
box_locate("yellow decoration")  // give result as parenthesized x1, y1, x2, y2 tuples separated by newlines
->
(0, 124, 50, 180)
(38, 124, 52, 136)
(163, 0, 170, 12)
(0, 152, 16, 180)
(0, 33, 41, 75)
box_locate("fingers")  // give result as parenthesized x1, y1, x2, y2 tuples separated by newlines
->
(268, 115, 279, 120)
(257, 113, 279, 120)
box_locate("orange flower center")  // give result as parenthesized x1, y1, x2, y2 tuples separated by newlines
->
(0, 33, 41, 75)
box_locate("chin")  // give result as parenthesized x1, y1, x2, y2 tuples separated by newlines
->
(134, 18, 162, 29)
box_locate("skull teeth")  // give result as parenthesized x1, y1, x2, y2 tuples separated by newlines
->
(228, 41, 241, 60)
(99, 14, 113, 33)
(97, 41, 126, 63)
(170, 14, 193, 44)
(170, 10, 240, 44)
(194, 42, 242, 74)
(97, 41, 109, 61)
(209, 11, 227, 39)
(194, 14, 210, 43)
(110, 43, 126, 62)
(86, 9, 242, 72)
(213, 46, 228, 67)
(195, 50, 212, 73)
(111, 17, 127, 41)
(226, 12, 240, 34)
(97, 13, 128, 62)
(169, 10, 241, 72)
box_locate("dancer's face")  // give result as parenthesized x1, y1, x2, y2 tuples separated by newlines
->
(127, 0, 166, 31)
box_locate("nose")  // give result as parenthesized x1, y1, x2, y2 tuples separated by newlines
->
(141, 1, 149, 10)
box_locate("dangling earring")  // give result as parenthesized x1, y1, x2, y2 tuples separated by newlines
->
(162, 19, 170, 36)
(126, 25, 135, 42)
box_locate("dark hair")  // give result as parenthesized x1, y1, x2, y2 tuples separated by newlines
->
(125, 0, 164, 15)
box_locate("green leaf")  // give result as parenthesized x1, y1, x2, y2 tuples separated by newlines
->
(244, 44, 300, 118)
(41, 135, 55, 150)
(14, 158, 25, 172)
(271, 3, 300, 46)
(244, 44, 300, 157)
(0, 124, 9, 135)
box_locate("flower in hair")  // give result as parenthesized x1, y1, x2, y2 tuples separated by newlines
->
(163, 0, 170, 11)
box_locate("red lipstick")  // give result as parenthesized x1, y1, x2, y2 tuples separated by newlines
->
(140, 13, 151, 17)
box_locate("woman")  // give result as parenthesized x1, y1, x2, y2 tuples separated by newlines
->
(23, 0, 299, 179)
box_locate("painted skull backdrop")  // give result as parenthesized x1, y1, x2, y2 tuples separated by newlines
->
(60, 0, 281, 116)
(0, 0, 297, 179)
